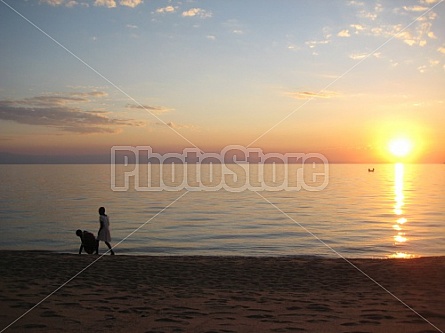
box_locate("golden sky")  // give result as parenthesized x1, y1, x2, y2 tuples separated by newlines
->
(0, 0, 444, 163)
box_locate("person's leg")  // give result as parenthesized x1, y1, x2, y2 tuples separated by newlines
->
(105, 241, 115, 255)
(95, 240, 99, 255)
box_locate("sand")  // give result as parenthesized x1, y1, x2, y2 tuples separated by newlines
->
(0, 251, 444, 333)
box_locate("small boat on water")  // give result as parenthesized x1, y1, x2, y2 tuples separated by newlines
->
(368, 168, 375, 172)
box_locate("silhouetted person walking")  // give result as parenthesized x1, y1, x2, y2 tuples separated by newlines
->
(97, 207, 115, 255)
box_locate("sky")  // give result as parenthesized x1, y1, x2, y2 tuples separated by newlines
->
(0, 0, 444, 163)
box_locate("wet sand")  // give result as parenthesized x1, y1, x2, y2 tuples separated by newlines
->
(0, 251, 444, 332)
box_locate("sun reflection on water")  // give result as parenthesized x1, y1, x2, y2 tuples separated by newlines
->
(392, 252, 416, 259)
(389, 163, 417, 259)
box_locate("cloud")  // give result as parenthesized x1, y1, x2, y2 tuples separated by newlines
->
(341, 2, 439, 48)
(182, 8, 200, 17)
(305, 39, 330, 49)
(182, 8, 212, 18)
(418, 59, 440, 73)
(349, 53, 367, 60)
(76, 91, 108, 98)
(156, 6, 176, 14)
(119, 0, 142, 8)
(349, 52, 382, 60)
(11, 91, 109, 108)
(39, 0, 86, 6)
(337, 29, 351, 37)
(418, 65, 427, 73)
(348, 1, 365, 6)
(403, 5, 429, 12)
(94, 0, 116, 8)
(347, 2, 384, 21)
(379, 6, 437, 46)
(40, 0, 141, 7)
(126, 104, 173, 115)
(155, 121, 192, 130)
(428, 31, 437, 39)
(397, 30, 427, 46)
(39, 0, 64, 5)
(65, 1, 78, 7)
(0, 92, 142, 134)
(304, 27, 332, 52)
(287, 91, 337, 100)
(361, 17, 436, 47)
(223, 19, 246, 35)
(350, 24, 365, 34)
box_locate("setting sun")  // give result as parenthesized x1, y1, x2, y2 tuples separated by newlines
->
(388, 138, 413, 158)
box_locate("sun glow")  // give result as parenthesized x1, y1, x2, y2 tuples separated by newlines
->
(388, 138, 413, 158)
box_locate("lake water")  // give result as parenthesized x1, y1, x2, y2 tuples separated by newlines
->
(0, 163, 444, 258)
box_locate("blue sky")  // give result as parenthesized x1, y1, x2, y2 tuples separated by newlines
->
(0, 0, 444, 162)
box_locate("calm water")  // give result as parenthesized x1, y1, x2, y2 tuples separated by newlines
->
(0, 164, 444, 258)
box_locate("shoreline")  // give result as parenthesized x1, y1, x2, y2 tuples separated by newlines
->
(4, 249, 440, 259)
(1, 251, 444, 332)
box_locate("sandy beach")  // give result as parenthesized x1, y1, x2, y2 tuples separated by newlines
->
(0, 251, 444, 333)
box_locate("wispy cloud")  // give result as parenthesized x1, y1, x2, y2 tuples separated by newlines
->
(126, 103, 173, 115)
(40, 0, 64, 6)
(337, 29, 351, 37)
(0, 92, 143, 134)
(223, 19, 245, 35)
(287, 91, 338, 100)
(40, 0, 88, 7)
(40, 0, 142, 7)
(403, 5, 429, 12)
(65, 1, 79, 7)
(155, 121, 193, 130)
(155, 6, 176, 14)
(349, 52, 382, 60)
(182, 8, 212, 19)
(305, 27, 332, 54)
(346, 2, 440, 48)
(305, 39, 330, 49)
(76, 91, 108, 98)
(15, 91, 108, 107)
(358, 2, 384, 21)
(349, 53, 367, 60)
(350, 24, 365, 34)
(343, 22, 434, 48)
(418, 58, 441, 73)
(348, 1, 365, 6)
